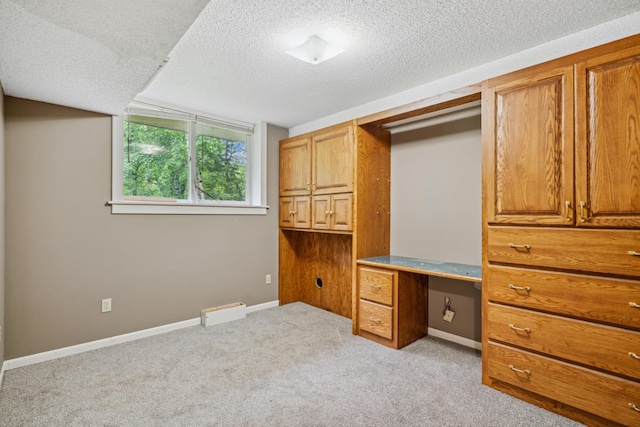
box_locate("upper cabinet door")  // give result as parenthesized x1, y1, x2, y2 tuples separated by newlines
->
(484, 65, 575, 225)
(312, 126, 354, 195)
(280, 137, 311, 196)
(576, 46, 640, 228)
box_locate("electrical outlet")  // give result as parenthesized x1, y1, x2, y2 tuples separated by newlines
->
(102, 298, 112, 313)
(266, 274, 272, 285)
(443, 309, 455, 323)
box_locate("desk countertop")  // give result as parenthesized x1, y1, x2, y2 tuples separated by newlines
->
(357, 255, 482, 283)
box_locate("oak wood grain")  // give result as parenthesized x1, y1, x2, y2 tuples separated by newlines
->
(487, 342, 640, 427)
(487, 303, 640, 381)
(312, 126, 354, 195)
(279, 137, 311, 196)
(576, 44, 640, 228)
(487, 226, 640, 277)
(485, 265, 640, 330)
(358, 266, 393, 306)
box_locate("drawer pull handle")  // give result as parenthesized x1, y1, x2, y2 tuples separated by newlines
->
(369, 317, 381, 324)
(508, 324, 531, 333)
(630, 403, 640, 413)
(630, 352, 640, 360)
(629, 251, 640, 256)
(369, 284, 382, 290)
(509, 243, 531, 250)
(508, 284, 531, 292)
(508, 365, 531, 375)
(579, 200, 587, 223)
(630, 302, 640, 309)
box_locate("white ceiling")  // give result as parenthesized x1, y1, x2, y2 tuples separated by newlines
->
(2, 0, 640, 130)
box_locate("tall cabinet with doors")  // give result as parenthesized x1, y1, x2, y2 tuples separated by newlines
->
(279, 121, 391, 319)
(482, 36, 640, 426)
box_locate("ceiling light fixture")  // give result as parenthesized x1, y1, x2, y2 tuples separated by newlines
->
(285, 35, 345, 65)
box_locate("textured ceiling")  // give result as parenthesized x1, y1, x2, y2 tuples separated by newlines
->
(0, 0, 209, 115)
(2, 1, 640, 129)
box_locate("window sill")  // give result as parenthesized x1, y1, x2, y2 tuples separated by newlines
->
(107, 200, 269, 215)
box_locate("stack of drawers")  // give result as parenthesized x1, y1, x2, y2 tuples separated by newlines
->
(357, 264, 428, 350)
(484, 226, 640, 425)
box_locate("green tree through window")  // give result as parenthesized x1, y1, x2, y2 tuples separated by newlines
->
(123, 117, 247, 202)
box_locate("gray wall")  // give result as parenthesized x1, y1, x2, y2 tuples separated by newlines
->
(4, 97, 284, 359)
(0, 86, 5, 368)
(390, 114, 482, 343)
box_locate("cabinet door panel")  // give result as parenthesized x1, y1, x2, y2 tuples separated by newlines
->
(485, 66, 574, 225)
(280, 137, 311, 196)
(293, 197, 311, 229)
(312, 195, 331, 230)
(331, 193, 353, 231)
(576, 46, 640, 227)
(279, 197, 294, 227)
(312, 127, 354, 195)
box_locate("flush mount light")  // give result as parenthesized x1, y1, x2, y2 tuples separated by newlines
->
(285, 35, 345, 65)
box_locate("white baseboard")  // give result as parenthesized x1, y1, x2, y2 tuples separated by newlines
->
(246, 300, 279, 313)
(3, 300, 279, 372)
(428, 327, 482, 351)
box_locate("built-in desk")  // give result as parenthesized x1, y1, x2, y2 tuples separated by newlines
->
(356, 255, 481, 349)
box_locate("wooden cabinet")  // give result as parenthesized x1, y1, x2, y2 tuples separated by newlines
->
(484, 65, 574, 226)
(482, 36, 640, 426)
(575, 45, 640, 227)
(279, 196, 311, 229)
(312, 194, 353, 231)
(280, 137, 311, 196)
(279, 125, 355, 233)
(279, 122, 391, 319)
(356, 265, 428, 349)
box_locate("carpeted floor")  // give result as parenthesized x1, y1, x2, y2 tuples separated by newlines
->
(0, 302, 582, 426)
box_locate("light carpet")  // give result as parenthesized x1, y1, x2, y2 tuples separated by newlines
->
(0, 302, 582, 426)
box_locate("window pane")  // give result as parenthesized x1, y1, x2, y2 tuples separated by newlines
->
(123, 120, 189, 199)
(195, 123, 247, 202)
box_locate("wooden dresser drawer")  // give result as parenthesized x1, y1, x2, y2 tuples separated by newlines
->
(485, 265, 640, 329)
(359, 300, 393, 340)
(488, 303, 640, 380)
(487, 226, 640, 277)
(487, 342, 640, 426)
(359, 266, 394, 306)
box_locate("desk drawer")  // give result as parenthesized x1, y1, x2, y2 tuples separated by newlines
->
(359, 300, 393, 340)
(487, 226, 640, 276)
(487, 342, 640, 426)
(485, 265, 640, 329)
(488, 303, 640, 380)
(359, 266, 394, 306)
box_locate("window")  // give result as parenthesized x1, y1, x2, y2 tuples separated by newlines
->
(110, 101, 267, 215)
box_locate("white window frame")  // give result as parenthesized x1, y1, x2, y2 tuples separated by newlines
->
(109, 100, 268, 215)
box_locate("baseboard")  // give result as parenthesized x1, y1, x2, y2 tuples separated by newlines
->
(3, 300, 279, 372)
(0, 360, 6, 391)
(428, 327, 482, 351)
(246, 300, 279, 313)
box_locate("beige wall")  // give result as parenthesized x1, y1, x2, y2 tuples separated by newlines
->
(4, 97, 284, 359)
(390, 113, 482, 342)
(0, 86, 5, 368)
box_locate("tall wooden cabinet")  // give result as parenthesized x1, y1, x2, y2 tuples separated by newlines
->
(279, 121, 390, 319)
(483, 37, 640, 426)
